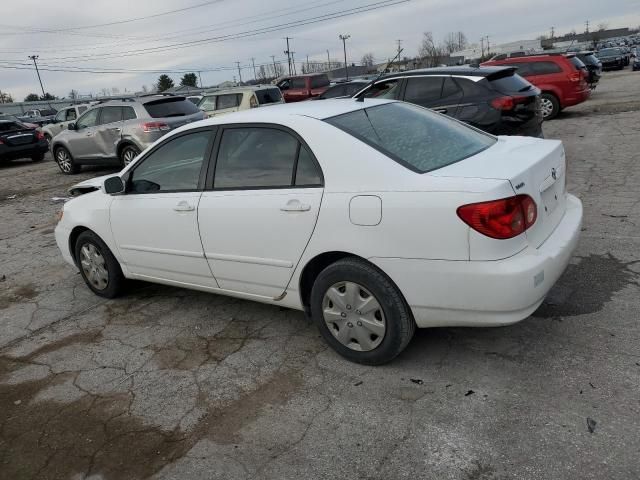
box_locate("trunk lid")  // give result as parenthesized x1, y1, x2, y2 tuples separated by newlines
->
(431, 136, 567, 248)
(0, 129, 38, 146)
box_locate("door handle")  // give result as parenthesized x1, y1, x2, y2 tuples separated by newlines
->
(108, 127, 122, 132)
(173, 201, 195, 212)
(434, 108, 448, 114)
(280, 199, 311, 212)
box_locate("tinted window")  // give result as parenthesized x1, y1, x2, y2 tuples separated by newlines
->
(214, 128, 298, 189)
(217, 94, 242, 110)
(278, 79, 290, 90)
(441, 77, 463, 99)
(326, 103, 496, 173)
(579, 54, 599, 65)
(122, 107, 137, 120)
(295, 145, 322, 186)
(40, 109, 56, 116)
(508, 63, 534, 77)
(310, 75, 330, 88)
(255, 88, 282, 104)
(344, 82, 366, 96)
(66, 109, 77, 121)
(76, 108, 99, 129)
(144, 98, 200, 118)
(0, 122, 22, 132)
(99, 106, 122, 125)
(455, 77, 485, 97)
(130, 131, 211, 193)
(321, 85, 346, 99)
(290, 78, 307, 89)
(488, 73, 533, 94)
(360, 79, 401, 99)
(404, 77, 444, 105)
(530, 61, 563, 75)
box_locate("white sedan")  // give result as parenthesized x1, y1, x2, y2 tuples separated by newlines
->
(55, 99, 582, 364)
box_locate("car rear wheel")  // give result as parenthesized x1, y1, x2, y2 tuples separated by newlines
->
(310, 258, 415, 365)
(120, 145, 140, 167)
(54, 146, 79, 174)
(74, 231, 125, 298)
(540, 93, 560, 120)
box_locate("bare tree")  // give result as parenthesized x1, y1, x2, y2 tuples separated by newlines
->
(597, 22, 608, 32)
(418, 32, 446, 67)
(99, 88, 110, 97)
(141, 85, 149, 93)
(68, 89, 78, 100)
(361, 53, 375, 67)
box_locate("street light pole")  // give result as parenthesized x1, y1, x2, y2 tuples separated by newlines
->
(28, 55, 47, 99)
(339, 34, 350, 80)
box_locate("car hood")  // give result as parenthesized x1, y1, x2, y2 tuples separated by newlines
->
(68, 174, 115, 196)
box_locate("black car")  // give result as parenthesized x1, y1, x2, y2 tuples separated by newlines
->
(315, 80, 369, 100)
(633, 56, 640, 71)
(572, 52, 602, 86)
(353, 66, 543, 137)
(0, 120, 48, 162)
(597, 48, 625, 70)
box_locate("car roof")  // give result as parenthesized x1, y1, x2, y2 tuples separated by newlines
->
(202, 85, 279, 96)
(379, 66, 515, 78)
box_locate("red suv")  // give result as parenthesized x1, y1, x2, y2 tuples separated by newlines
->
(482, 54, 590, 119)
(276, 73, 330, 102)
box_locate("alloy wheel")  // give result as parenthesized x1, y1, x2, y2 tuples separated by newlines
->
(56, 149, 72, 173)
(122, 148, 138, 166)
(540, 98, 554, 118)
(322, 281, 386, 352)
(79, 243, 109, 291)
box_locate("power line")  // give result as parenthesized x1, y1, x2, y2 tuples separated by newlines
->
(29, 0, 409, 63)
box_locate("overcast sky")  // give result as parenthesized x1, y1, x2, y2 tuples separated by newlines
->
(1, 0, 639, 101)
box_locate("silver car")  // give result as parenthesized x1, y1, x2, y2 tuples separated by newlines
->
(51, 95, 206, 174)
(42, 104, 90, 144)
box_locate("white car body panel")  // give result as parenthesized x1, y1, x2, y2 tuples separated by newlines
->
(56, 99, 582, 329)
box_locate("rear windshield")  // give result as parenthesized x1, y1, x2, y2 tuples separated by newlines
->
(40, 109, 57, 116)
(255, 88, 282, 104)
(144, 98, 200, 118)
(579, 54, 599, 65)
(325, 102, 496, 173)
(489, 73, 534, 94)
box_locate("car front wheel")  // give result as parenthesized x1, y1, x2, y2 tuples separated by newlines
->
(540, 93, 560, 120)
(54, 146, 79, 174)
(74, 230, 125, 298)
(310, 258, 415, 365)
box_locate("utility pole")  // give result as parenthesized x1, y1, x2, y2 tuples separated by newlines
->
(251, 58, 257, 81)
(326, 49, 331, 70)
(291, 52, 297, 74)
(480, 37, 485, 58)
(485, 36, 490, 55)
(197, 71, 203, 88)
(550, 26, 555, 38)
(585, 20, 590, 34)
(235, 61, 242, 85)
(339, 34, 350, 80)
(270, 55, 278, 77)
(284, 37, 293, 75)
(306, 54, 310, 73)
(28, 55, 47, 100)
(396, 39, 402, 56)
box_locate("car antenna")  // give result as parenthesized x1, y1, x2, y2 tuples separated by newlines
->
(356, 48, 404, 102)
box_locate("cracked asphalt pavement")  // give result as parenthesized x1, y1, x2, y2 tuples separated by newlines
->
(1, 71, 639, 480)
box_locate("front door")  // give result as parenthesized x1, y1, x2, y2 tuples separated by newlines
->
(198, 126, 324, 298)
(67, 107, 100, 160)
(110, 128, 217, 287)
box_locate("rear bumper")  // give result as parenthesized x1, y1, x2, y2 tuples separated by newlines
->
(562, 88, 591, 108)
(372, 194, 583, 328)
(0, 141, 48, 160)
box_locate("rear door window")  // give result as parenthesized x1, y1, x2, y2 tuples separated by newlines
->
(290, 78, 307, 89)
(360, 79, 401, 99)
(403, 77, 444, 106)
(440, 77, 463, 103)
(122, 107, 137, 120)
(530, 61, 563, 75)
(144, 98, 200, 118)
(507, 62, 534, 77)
(321, 85, 346, 99)
(255, 88, 282, 105)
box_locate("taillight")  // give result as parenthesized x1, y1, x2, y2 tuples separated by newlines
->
(142, 122, 170, 133)
(490, 95, 527, 111)
(457, 195, 537, 240)
(568, 71, 581, 82)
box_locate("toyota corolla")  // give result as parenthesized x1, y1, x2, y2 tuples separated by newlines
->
(55, 99, 582, 364)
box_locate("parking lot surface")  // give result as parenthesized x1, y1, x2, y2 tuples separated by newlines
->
(1, 71, 639, 480)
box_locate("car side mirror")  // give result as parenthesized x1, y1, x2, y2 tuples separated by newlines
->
(68, 123, 76, 130)
(104, 176, 125, 195)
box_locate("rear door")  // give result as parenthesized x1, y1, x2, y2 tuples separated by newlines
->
(450, 77, 487, 125)
(94, 106, 123, 160)
(198, 125, 324, 298)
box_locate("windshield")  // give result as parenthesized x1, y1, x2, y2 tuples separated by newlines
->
(325, 102, 496, 173)
(599, 48, 620, 56)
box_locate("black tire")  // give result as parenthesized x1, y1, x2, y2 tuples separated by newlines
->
(31, 153, 45, 162)
(310, 258, 415, 365)
(120, 144, 140, 167)
(54, 146, 80, 174)
(74, 230, 125, 298)
(540, 93, 560, 120)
